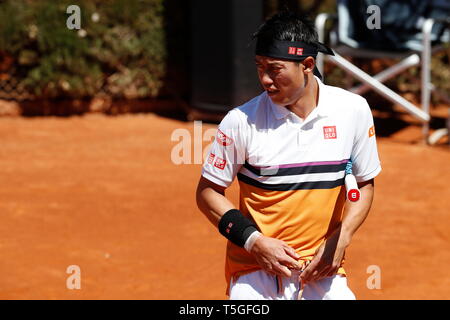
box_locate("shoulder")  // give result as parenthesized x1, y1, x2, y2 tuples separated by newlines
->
(324, 83, 367, 107)
(322, 83, 370, 116)
(222, 92, 267, 128)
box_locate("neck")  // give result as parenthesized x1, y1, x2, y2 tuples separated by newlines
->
(287, 76, 319, 120)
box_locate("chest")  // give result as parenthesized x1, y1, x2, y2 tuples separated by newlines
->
(246, 115, 355, 166)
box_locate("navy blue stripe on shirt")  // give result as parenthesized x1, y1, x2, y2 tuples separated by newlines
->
(243, 160, 348, 177)
(237, 173, 345, 191)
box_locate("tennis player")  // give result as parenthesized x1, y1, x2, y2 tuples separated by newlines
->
(196, 11, 381, 300)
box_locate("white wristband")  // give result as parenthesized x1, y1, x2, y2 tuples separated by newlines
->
(345, 174, 361, 202)
(244, 230, 262, 252)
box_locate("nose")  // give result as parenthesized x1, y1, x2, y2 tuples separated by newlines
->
(259, 70, 274, 88)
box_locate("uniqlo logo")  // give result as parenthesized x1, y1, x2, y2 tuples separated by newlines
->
(207, 153, 215, 164)
(214, 157, 226, 170)
(288, 47, 303, 56)
(323, 126, 337, 139)
(216, 129, 233, 146)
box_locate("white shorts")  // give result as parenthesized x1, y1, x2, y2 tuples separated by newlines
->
(229, 270, 356, 300)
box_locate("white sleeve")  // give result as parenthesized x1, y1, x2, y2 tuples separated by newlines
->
(351, 99, 382, 182)
(201, 109, 246, 188)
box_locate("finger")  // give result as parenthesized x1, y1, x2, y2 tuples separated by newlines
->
(298, 259, 310, 272)
(315, 265, 331, 281)
(302, 260, 312, 271)
(274, 262, 292, 278)
(302, 258, 327, 283)
(266, 269, 277, 276)
(300, 261, 318, 283)
(262, 264, 276, 276)
(257, 258, 277, 276)
(325, 270, 335, 278)
(303, 270, 321, 285)
(326, 267, 339, 278)
(283, 245, 300, 260)
(279, 255, 302, 270)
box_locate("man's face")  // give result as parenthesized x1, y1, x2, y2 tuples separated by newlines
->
(255, 55, 307, 106)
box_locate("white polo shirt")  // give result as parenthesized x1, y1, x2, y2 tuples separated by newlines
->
(201, 76, 381, 285)
(202, 76, 381, 188)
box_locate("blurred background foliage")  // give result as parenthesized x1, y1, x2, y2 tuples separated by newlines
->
(0, 0, 165, 99)
(0, 0, 448, 107)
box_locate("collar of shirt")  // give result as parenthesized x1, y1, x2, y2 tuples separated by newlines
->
(268, 76, 329, 124)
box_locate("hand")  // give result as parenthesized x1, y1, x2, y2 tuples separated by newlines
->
(250, 235, 301, 277)
(300, 228, 350, 284)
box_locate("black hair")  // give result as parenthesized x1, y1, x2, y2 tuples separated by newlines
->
(252, 11, 318, 49)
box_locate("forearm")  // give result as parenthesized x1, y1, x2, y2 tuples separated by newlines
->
(340, 179, 375, 247)
(196, 177, 262, 251)
(196, 178, 235, 227)
(196, 177, 305, 275)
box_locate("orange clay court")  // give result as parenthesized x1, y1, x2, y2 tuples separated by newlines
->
(0, 111, 449, 299)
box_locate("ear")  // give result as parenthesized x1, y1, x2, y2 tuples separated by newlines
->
(302, 56, 316, 74)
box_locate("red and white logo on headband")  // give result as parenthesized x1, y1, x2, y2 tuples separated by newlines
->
(216, 129, 234, 146)
(288, 47, 303, 56)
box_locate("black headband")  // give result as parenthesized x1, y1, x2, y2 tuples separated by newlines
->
(255, 40, 334, 79)
(255, 39, 334, 60)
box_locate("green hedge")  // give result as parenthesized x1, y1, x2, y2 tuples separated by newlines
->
(0, 0, 166, 99)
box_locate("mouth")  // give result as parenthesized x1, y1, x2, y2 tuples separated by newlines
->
(266, 89, 279, 96)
